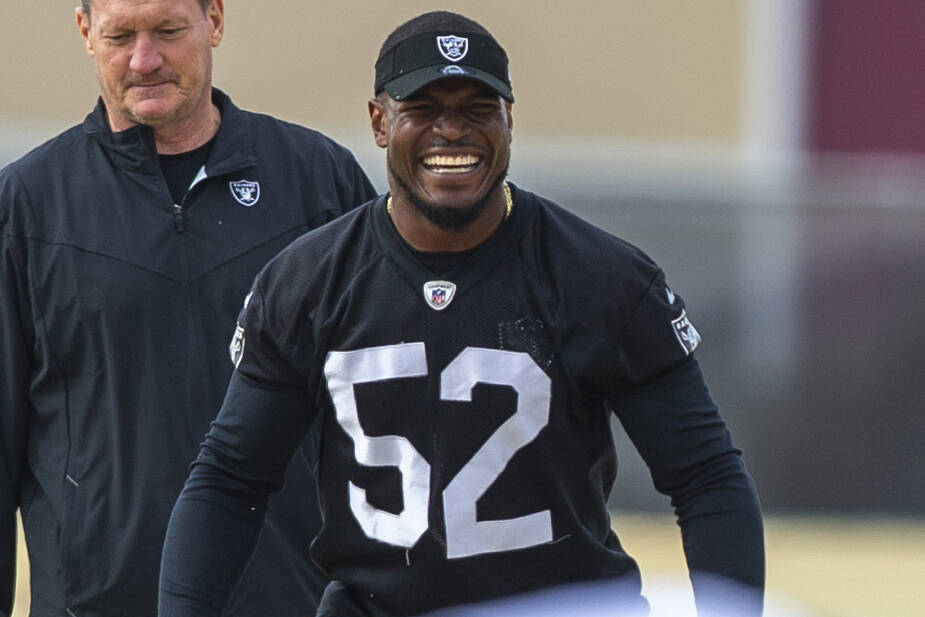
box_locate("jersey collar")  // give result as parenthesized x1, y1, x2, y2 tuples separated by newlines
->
(371, 183, 535, 298)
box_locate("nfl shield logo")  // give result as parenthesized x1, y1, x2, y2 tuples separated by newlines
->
(230, 180, 260, 206)
(671, 309, 702, 356)
(423, 280, 457, 311)
(436, 35, 469, 62)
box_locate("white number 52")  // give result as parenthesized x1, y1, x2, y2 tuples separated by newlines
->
(324, 342, 552, 559)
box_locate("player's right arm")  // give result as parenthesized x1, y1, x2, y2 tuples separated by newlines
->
(159, 373, 314, 617)
(159, 272, 318, 617)
(0, 166, 32, 617)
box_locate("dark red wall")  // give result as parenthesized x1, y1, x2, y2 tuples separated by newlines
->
(810, 0, 925, 152)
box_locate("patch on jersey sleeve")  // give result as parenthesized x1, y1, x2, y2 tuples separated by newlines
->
(423, 280, 456, 311)
(671, 309, 701, 356)
(229, 324, 246, 368)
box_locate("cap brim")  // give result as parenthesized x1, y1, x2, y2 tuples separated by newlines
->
(382, 64, 514, 102)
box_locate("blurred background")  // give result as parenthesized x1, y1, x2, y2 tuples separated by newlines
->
(2, 1, 923, 616)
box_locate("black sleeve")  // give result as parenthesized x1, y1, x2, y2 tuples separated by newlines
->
(609, 359, 765, 615)
(607, 273, 765, 615)
(324, 138, 378, 217)
(159, 275, 317, 617)
(0, 167, 32, 617)
(341, 151, 378, 211)
(159, 373, 314, 617)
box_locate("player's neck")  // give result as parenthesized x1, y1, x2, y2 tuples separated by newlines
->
(387, 185, 509, 253)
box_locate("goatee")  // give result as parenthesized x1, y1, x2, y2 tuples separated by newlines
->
(387, 156, 509, 231)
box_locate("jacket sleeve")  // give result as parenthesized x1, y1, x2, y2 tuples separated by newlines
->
(341, 151, 377, 210)
(0, 167, 32, 617)
(302, 137, 377, 229)
(322, 138, 377, 215)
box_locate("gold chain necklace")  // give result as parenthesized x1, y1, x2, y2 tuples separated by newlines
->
(386, 182, 513, 220)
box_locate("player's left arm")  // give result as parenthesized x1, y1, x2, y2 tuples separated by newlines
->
(610, 357, 764, 614)
(606, 271, 764, 615)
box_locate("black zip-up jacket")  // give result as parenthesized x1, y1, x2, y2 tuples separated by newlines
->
(0, 89, 376, 617)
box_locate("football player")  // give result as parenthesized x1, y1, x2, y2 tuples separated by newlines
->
(159, 10, 764, 617)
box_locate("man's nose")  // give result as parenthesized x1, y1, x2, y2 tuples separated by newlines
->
(128, 34, 164, 75)
(433, 109, 470, 141)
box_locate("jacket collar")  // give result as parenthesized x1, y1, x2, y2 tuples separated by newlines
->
(82, 88, 258, 177)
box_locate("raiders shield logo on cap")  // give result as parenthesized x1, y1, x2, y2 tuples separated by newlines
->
(423, 280, 457, 310)
(436, 35, 468, 62)
(229, 180, 260, 206)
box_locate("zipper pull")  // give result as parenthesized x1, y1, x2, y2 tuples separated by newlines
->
(173, 203, 185, 232)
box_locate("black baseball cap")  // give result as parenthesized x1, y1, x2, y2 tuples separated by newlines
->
(375, 30, 514, 103)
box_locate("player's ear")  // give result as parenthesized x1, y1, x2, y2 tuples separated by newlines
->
(505, 101, 513, 136)
(369, 98, 388, 149)
(206, 0, 224, 48)
(76, 6, 94, 56)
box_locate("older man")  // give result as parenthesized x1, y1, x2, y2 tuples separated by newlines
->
(159, 10, 764, 617)
(0, 1, 375, 616)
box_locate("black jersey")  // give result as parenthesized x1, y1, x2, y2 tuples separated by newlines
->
(160, 185, 764, 617)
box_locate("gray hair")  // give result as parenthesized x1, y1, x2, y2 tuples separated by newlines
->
(80, 0, 211, 22)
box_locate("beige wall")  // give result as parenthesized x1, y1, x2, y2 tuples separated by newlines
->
(0, 1, 743, 145)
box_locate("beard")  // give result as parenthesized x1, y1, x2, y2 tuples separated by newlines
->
(387, 152, 509, 231)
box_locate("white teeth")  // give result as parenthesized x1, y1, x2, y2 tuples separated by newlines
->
(422, 154, 480, 172)
(428, 166, 474, 174)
